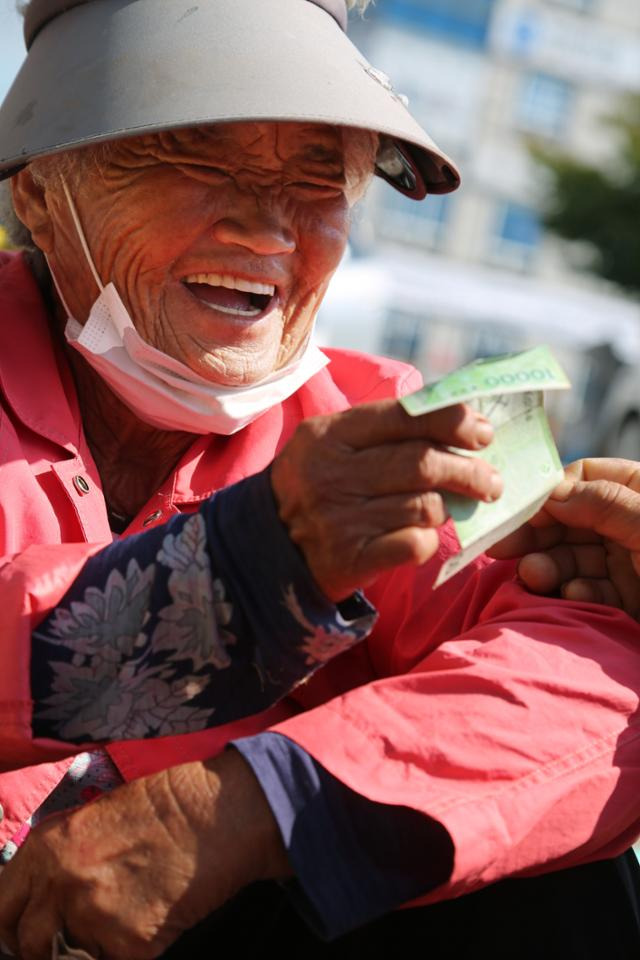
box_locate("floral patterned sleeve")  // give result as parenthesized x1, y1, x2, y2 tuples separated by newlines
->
(31, 468, 377, 742)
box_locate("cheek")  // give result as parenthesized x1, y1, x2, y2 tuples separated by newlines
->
(89, 177, 212, 283)
(296, 201, 350, 285)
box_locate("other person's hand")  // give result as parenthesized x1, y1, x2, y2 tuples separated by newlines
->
(272, 399, 501, 600)
(489, 458, 640, 619)
(0, 751, 290, 960)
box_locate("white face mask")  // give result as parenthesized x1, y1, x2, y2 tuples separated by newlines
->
(54, 180, 329, 435)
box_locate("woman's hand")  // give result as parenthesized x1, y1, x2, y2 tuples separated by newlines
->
(0, 751, 290, 960)
(272, 399, 501, 600)
(489, 458, 640, 619)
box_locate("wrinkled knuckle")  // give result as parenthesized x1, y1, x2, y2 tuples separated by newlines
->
(276, 460, 343, 526)
(402, 528, 430, 564)
(469, 457, 492, 490)
(595, 480, 628, 515)
(417, 492, 444, 526)
(289, 416, 329, 455)
(592, 478, 620, 501)
(439, 403, 467, 438)
(298, 414, 325, 439)
(311, 411, 346, 442)
(299, 467, 345, 513)
(417, 445, 439, 485)
(288, 504, 341, 557)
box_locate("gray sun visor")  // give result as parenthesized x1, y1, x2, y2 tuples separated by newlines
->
(0, 0, 460, 198)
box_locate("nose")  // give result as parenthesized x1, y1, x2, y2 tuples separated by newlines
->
(210, 206, 296, 256)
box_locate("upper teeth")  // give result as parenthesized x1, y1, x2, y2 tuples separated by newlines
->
(184, 273, 275, 296)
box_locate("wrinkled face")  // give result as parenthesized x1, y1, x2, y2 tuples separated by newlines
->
(40, 122, 374, 386)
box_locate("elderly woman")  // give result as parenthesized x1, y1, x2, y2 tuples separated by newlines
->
(0, 0, 639, 957)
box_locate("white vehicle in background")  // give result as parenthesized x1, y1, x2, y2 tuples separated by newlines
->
(594, 365, 640, 460)
(318, 252, 640, 462)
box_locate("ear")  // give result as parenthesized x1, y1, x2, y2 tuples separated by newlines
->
(10, 168, 55, 254)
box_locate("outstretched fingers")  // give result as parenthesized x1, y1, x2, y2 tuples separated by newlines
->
(560, 578, 623, 609)
(349, 441, 502, 502)
(324, 399, 495, 452)
(545, 478, 640, 568)
(517, 543, 608, 594)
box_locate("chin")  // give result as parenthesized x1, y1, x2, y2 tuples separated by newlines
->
(194, 350, 278, 388)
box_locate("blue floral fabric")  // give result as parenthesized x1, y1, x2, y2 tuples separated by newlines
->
(0, 751, 124, 866)
(28, 467, 443, 941)
(31, 468, 376, 742)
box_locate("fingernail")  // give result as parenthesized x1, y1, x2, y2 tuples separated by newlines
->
(475, 420, 494, 446)
(485, 472, 503, 502)
(550, 477, 575, 501)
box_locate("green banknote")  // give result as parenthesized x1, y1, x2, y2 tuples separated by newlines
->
(399, 346, 570, 587)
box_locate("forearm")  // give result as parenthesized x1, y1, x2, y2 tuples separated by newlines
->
(30, 468, 375, 743)
(234, 732, 453, 938)
(267, 573, 640, 902)
(0, 749, 291, 958)
(159, 749, 292, 900)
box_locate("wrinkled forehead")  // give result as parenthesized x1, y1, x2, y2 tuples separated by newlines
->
(128, 122, 348, 167)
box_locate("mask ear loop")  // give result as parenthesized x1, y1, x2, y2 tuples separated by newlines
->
(61, 176, 105, 294)
(45, 178, 105, 321)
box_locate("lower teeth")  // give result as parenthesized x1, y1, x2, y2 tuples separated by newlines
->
(203, 302, 261, 317)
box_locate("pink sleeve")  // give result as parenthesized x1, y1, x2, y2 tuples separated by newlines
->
(270, 540, 640, 902)
(0, 542, 106, 769)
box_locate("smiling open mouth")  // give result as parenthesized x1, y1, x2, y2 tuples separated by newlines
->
(183, 273, 276, 317)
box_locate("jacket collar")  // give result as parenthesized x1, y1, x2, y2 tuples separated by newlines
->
(0, 252, 82, 454)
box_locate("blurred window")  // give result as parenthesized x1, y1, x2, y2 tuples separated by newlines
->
(470, 325, 523, 360)
(379, 0, 496, 49)
(517, 71, 573, 138)
(376, 190, 453, 250)
(381, 311, 425, 363)
(545, 0, 596, 12)
(491, 201, 542, 271)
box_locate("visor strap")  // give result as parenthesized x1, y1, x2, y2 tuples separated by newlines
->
(61, 177, 105, 294)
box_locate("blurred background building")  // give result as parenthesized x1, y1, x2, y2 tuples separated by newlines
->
(317, 0, 640, 459)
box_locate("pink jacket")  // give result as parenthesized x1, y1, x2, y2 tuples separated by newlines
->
(1, 251, 640, 904)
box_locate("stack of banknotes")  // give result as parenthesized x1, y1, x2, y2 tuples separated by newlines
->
(400, 345, 571, 587)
